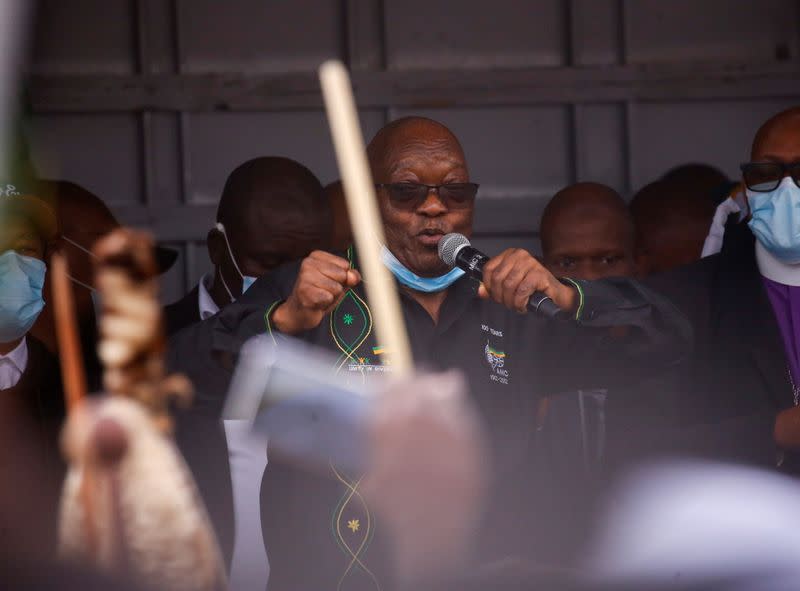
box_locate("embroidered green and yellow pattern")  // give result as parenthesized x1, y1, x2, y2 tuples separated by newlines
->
(330, 465, 380, 590)
(328, 247, 381, 590)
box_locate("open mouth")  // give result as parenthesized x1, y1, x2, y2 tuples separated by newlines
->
(417, 228, 446, 246)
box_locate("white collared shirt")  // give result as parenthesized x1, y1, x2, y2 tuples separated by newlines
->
(0, 336, 28, 390)
(199, 271, 269, 588)
(755, 241, 800, 287)
(197, 273, 269, 591)
(197, 273, 220, 321)
(701, 189, 747, 258)
(224, 421, 269, 590)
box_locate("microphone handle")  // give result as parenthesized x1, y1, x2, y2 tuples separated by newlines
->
(454, 246, 565, 319)
(527, 292, 564, 319)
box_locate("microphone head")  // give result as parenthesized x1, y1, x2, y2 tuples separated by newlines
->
(438, 233, 471, 268)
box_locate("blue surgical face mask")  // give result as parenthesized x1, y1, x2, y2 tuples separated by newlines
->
(747, 176, 800, 263)
(215, 222, 257, 301)
(381, 246, 464, 293)
(0, 250, 46, 342)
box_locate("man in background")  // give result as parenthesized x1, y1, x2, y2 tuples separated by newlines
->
(31, 180, 177, 389)
(165, 156, 330, 589)
(536, 181, 643, 501)
(630, 178, 719, 276)
(0, 179, 64, 552)
(164, 156, 330, 336)
(632, 106, 800, 475)
(660, 162, 732, 206)
(540, 182, 637, 281)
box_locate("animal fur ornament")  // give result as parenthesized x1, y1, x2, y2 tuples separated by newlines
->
(57, 229, 226, 590)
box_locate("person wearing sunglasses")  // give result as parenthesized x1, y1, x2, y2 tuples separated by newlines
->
(182, 116, 688, 590)
(623, 106, 800, 476)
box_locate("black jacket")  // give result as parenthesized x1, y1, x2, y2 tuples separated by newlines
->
(164, 285, 235, 570)
(164, 285, 201, 337)
(168, 249, 690, 591)
(0, 335, 66, 554)
(628, 218, 795, 469)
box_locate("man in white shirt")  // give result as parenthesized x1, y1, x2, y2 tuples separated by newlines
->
(0, 180, 57, 393)
(0, 179, 65, 552)
(164, 156, 330, 590)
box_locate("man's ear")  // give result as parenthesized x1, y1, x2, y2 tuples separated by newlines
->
(207, 228, 224, 267)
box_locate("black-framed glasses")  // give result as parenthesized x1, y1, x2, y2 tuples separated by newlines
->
(740, 162, 800, 192)
(375, 182, 479, 209)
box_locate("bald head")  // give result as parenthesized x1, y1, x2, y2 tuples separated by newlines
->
(630, 178, 718, 275)
(367, 117, 466, 183)
(365, 117, 474, 276)
(45, 179, 120, 289)
(751, 106, 800, 162)
(661, 163, 731, 206)
(29, 180, 123, 353)
(217, 156, 326, 235)
(541, 183, 636, 280)
(48, 180, 119, 238)
(208, 156, 329, 304)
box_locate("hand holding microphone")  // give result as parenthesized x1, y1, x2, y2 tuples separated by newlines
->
(438, 233, 575, 318)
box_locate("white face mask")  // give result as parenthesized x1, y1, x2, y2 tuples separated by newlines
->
(215, 222, 257, 301)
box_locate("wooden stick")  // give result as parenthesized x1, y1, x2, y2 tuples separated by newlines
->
(319, 60, 413, 378)
(51, 253, 87, 412)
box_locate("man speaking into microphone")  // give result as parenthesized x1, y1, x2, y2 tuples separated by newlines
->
(176, 116, 689, 589)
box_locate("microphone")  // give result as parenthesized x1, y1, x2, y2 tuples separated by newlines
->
(438, 233, 565, 319)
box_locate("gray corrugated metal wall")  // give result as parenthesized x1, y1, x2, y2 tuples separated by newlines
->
(25, 0, 800, 303)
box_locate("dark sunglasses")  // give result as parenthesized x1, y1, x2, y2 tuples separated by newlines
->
(740, 162, 800, 193)
(376, 182, 479, 209)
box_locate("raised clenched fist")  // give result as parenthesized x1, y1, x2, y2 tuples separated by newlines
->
(271, 250, 361, 334)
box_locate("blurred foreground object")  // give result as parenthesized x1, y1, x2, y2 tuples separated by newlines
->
(58, 228, 225, 590)
(362, 370, 488, 585)
(59, 397, 227, 591)
(584, 461, 800, 591)
(228, 336, 487, 586)
(94, 229, 191, 432)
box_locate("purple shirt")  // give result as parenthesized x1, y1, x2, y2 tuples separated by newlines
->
(763, 276, 800, 388)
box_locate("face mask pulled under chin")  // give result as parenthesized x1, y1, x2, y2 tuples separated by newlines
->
(0, 251, 46, 342)
(747, 176, 800, 264)
(381, 246, 465, 292)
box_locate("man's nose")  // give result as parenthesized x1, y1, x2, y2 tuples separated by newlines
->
(577, 262, 604, 281)
(416, 188, 448, 216)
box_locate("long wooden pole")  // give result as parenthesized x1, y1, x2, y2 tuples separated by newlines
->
(52, 253, 98, 554)
(319, 60, 413, 377)
(51, 253, 87, 412)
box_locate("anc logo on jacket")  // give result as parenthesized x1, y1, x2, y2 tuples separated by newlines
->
(484, 341, 510, 385)
(485, 342, 506, 371)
